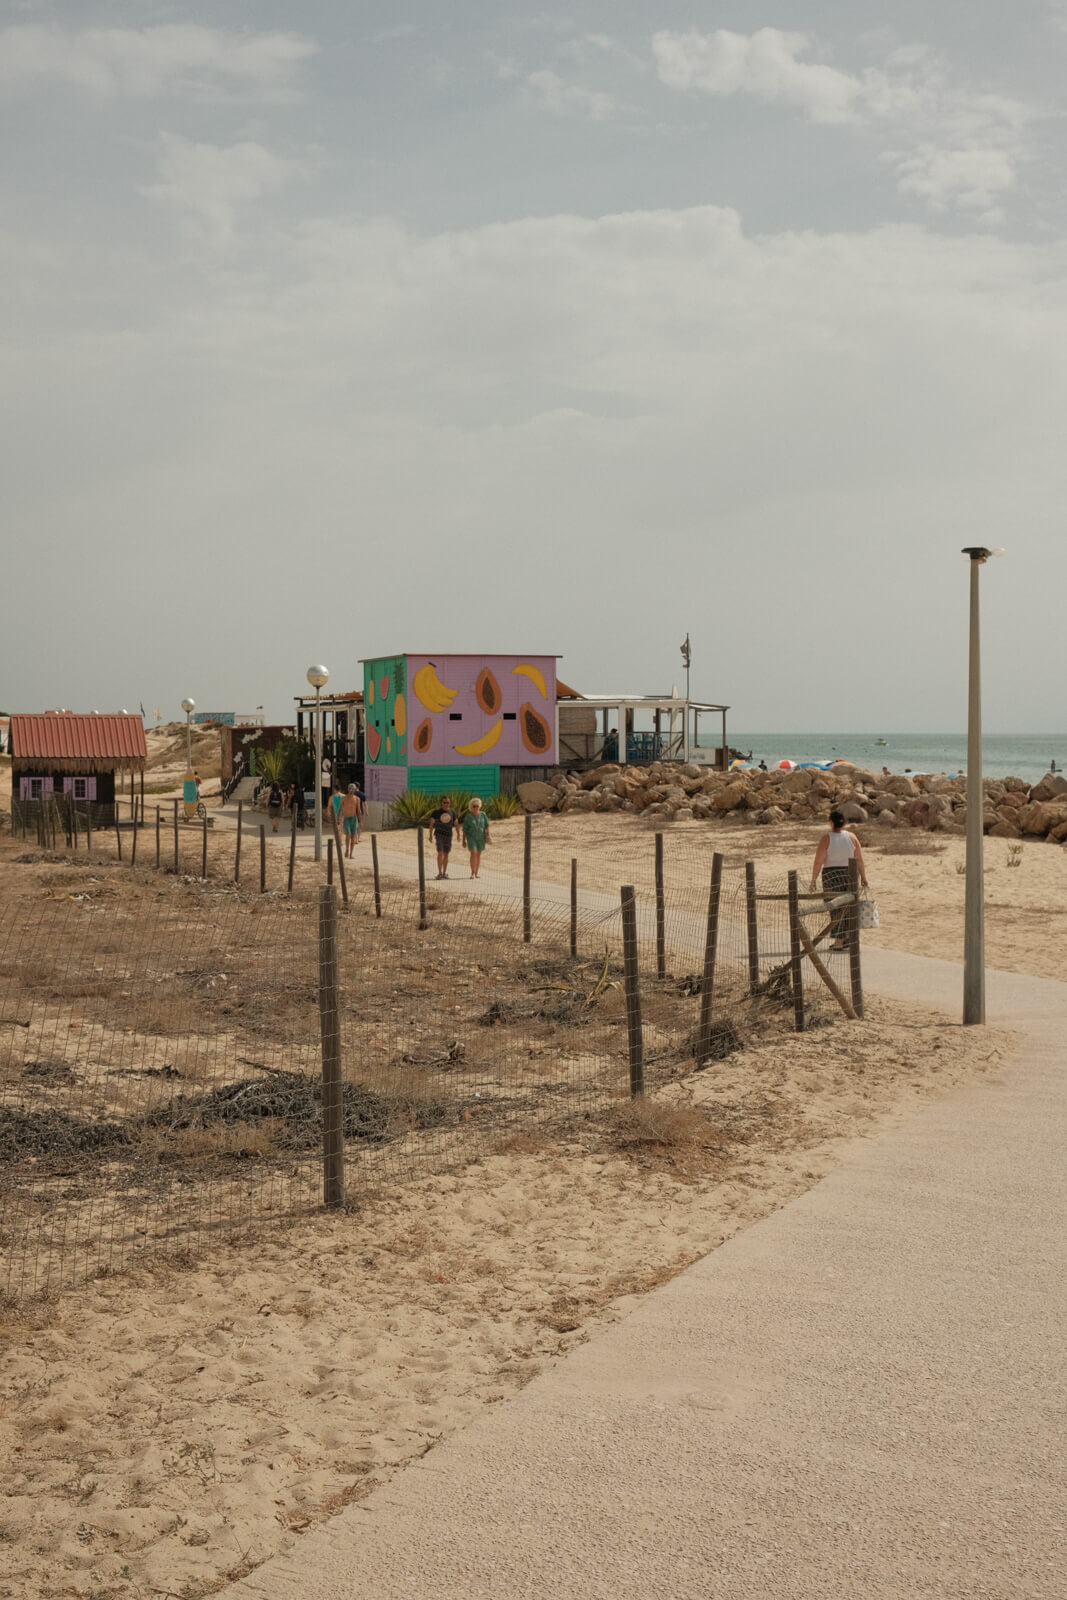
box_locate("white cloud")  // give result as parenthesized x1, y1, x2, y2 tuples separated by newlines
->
(0, 23, 316, 101)
(526, 68, 615, 121)
(653, 27, 861, 124)
(891, 145, 1017, 223)
(142, 135, 312, 244)
(652, 28, 1031, 223)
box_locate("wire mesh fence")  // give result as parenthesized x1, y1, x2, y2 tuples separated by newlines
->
(0, 814, 866, 1302)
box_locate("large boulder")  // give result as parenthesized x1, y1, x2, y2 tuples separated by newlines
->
(516, 780, 559, 813)
(713, 780, 748, 812)
(1031, 772, 1067, 802)
(1020, 802, 1067, 837)
(988, 819, 1021, 839)
(580, 763, 620, 790)
(883, 775, 917, 798)
(838, 800, 868, 823)
(1050, 819, 1067, 844)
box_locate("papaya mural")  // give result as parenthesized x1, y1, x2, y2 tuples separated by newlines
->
(363, 655, 407, 765)
(363, 654, 556, 769)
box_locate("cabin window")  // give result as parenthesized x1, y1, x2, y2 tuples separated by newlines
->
(73, 777, 88, 800)
(29, 778, 44, 800)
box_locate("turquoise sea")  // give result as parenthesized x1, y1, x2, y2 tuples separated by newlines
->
(702, 734, 1067, 788)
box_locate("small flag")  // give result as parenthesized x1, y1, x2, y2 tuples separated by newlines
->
(140, 702, 146, 718)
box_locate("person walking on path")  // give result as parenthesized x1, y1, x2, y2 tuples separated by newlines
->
(461, 796, 490, 879)
(430, 795, 457, 879)
(341, 784, 362, 858)
(267, 780, 283, 833)
(286, 781, 306, 829)
(811, 809, 868, 950)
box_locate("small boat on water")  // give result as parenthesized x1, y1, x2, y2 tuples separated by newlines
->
(875, 738, 888, 746)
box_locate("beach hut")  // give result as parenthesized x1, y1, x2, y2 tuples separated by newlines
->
(9, 712, 147, 826)
(361, 653, 558, 802)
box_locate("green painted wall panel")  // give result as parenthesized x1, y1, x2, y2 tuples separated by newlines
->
(364, 656, 407, 766)
(406, 764, 499, 798)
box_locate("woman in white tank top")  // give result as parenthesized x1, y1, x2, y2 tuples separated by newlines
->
(810, 810, 869, 950)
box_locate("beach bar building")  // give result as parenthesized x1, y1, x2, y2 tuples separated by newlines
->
(9, 712, 147, 825)
(362, 653, 558, 802)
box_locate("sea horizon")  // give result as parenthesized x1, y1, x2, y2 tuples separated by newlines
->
(696, 732, 1067, 787)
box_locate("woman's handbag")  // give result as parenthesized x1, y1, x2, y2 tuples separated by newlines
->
(857, 895, 880, 929)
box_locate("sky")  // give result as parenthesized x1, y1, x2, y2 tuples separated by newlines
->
(1, 1, 1065, 732)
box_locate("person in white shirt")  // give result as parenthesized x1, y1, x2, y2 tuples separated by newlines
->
(810, 810, 869, 951)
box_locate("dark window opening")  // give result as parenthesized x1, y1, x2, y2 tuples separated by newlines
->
(449, 713, 463, 721)
(502, 712, 517, 721)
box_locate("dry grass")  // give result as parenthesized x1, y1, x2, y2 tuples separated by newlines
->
(605, 1096, 734, 1177)
(870, 831, 947, 856)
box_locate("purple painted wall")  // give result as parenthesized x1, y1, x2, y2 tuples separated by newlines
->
(406, 655, 556, 767)
(365, 765, 409, 803)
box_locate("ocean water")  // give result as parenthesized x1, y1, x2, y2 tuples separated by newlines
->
(701, 734, 1067, 788)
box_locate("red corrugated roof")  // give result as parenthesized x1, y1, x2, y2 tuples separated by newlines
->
(10, 714, 148, 763)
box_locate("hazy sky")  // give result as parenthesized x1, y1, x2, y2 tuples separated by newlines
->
(2, 2, 1065, 731)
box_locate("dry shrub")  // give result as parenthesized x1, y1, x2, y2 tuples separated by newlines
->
(875, 832, 946, 856)
(605, 1096, 731, 1176)
(136, 1119, 283, 1162)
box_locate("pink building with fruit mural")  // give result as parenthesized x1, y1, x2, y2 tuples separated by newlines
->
(361, 653, 558, 802)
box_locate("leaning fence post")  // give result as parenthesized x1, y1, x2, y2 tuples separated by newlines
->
(569, 857, 578, 961)
(371, 834, 382, 918)
(745, 860, 760, 995)
(847, 857, 864, 1019)
(416, 826, 428, 930)
(114, 807, 122, 861)
(788, 869, 805, 1033)
(330, 810, 349, 906)
(288, 807, 297, 894)
(696, 853, 724, 1062)
(523, 813, 532, 944)
(172, 799, 179, 872)
(260, 825, 267, 893)
(235, 801, 243, 884)
(654, 832, 666, 980)
(318, 884, 346, 1209)
(620, 885, 644, 1098)
(130, 812, 138, 867)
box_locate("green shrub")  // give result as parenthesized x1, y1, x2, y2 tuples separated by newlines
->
(486, 791, 522, 819)
(388, 789, 436, 828)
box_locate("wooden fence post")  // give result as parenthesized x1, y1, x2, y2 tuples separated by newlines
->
(318, 884, 346, 1209)
(326, 836, 333, 885)
(788, 869, 805, 1033)
(288, 808, 297, 895)
(172, 800, 179, 872)
(569, 857, 578, 961)
(523, 813, 532, 944)
(745, 860, 760, 995)
(696, 853, 724, 1063)
(371, 834, 382, 918)
(847, 857, 865, 1019)
(330, 810, 349, 907)
(130, 813, 138, 867)
(620, 885, 644, 1098)
(85, 804, 92, 858)
(260, 825, 267, 893)
(416, 827, 428, 929)
(154, 806, 160, 868)
(234, 801, 243, 884)
(202, 814, 208, 879)
(654, 831, 666, 980)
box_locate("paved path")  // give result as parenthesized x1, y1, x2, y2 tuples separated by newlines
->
(218, 846, 1066, 1599)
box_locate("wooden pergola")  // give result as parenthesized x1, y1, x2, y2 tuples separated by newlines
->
(574, 694, 730, 768)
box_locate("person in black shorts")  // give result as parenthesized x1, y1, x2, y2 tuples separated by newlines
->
(430, 794, 456, 879)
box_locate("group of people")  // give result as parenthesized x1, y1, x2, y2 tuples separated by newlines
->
(262, 777, 365, 856)
(430, 794, 490, 879)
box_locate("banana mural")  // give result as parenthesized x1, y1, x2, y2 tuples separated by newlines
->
(413, 662, 458, 713)
(453, 719, 503, 756)
(512, 662, 547, 699)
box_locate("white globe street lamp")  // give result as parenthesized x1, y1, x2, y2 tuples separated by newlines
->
(306, 666, 329, 862)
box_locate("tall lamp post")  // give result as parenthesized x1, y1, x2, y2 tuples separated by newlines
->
(680, 634, 692, 763)
(181, 698, 195, 766)
(961, 548, 1002, 1025)
(307, 665, 329, 863)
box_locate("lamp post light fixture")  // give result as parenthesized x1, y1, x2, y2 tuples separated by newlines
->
(306, 665, 329, 863)
(961, 547, 1003, 1026)
(180, 698, 196, 768)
